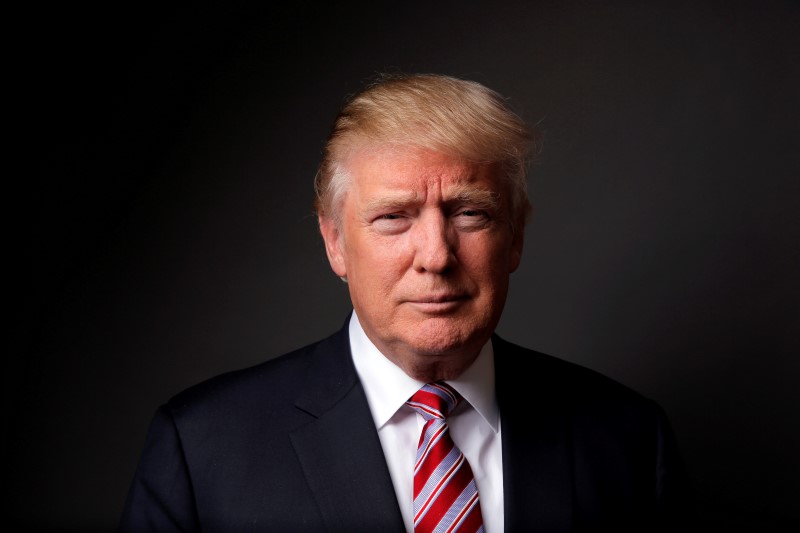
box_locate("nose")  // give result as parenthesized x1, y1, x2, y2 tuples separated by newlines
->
(412, 212, 457, 273)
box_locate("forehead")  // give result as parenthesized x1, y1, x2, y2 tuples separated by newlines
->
(343, 144, 501, 197)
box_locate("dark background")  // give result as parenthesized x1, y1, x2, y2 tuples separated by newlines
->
(9, 1, 799, 530)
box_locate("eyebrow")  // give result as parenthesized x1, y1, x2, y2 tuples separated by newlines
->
(364, 192, 422, 213)
(364, 186, 501, 213)
(449, 186, 501, 210)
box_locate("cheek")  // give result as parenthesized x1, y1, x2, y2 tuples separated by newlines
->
(361, 234, 413, 267)
(348, 239, 408, 288)
(461, 233, 511, 268)
(459, 240, 516, 297)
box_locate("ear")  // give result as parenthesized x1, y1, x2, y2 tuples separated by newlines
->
(508, 225, 524, 274)
(319, 215, 347, 278)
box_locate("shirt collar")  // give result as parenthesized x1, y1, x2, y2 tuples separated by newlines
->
(348, 311, 499, 432)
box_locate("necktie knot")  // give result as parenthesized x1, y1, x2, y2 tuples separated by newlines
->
(406, 381, 462, 421)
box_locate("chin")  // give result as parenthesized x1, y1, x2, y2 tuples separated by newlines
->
(401, 342, 479, 382)
(406, 317, 486, 357)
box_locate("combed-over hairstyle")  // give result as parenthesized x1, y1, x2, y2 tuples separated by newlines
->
(314, 73, 535, 231)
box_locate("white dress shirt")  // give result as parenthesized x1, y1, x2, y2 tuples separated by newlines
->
(348, 311, 504, 533)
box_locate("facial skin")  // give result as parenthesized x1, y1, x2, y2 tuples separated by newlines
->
(319, 145, 523, 382)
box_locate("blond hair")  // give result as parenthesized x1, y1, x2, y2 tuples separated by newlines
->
(314, 73, 535, 231)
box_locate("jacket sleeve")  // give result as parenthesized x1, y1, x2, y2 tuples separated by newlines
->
(118, 406, 201, 532)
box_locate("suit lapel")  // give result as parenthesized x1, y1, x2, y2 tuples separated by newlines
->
(288, 327, 577, 531)
(289, 323, 405, 532)
(495, 335, 575, 532)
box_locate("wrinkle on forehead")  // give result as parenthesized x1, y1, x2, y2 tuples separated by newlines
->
(346, 142, 478, 175)
(348, 144, 500, 202)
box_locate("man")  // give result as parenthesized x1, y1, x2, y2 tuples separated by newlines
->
(120, 73, 694, 532)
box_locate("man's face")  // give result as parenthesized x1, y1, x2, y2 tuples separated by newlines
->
(319, 145, 523, 381)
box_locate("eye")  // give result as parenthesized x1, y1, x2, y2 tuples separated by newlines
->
(372, 213, 411, 234)
(453, 208, 490, 230)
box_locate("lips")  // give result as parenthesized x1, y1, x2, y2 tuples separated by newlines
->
(409, 293, 466, 304)
(405, 293, 468, 314)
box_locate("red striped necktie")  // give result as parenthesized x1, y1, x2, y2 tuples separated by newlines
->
(406, 382, 485, 533)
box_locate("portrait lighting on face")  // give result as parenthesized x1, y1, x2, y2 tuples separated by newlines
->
(319, 145, 522, 382)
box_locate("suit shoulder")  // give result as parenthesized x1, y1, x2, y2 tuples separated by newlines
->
(164, 328, 350, 420)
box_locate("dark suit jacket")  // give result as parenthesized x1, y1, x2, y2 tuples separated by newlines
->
(120, 318, 695, 532)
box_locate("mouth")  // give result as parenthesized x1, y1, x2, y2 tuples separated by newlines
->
(406, 294, 468, 314)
